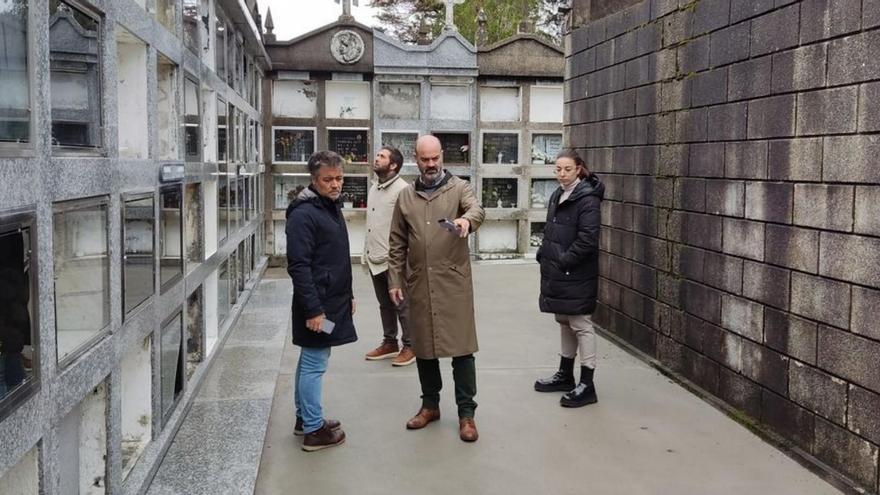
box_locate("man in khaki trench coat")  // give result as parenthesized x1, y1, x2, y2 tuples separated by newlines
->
(388, 135, 485, 442)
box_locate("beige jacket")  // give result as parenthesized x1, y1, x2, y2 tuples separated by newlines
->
(388, 174, 485, 359)
(362, 174, 409, 275)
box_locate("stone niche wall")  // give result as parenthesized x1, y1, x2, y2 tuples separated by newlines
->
(565, 0, 880, 492)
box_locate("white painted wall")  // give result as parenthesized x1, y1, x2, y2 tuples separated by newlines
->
(529, 86, 563, 123)
(272, 80, 317, 118)
(480, 87, 521, 122)
(430, 85, 470, 121)
(0, 445, 39, 495)
(120, 338, 151, 480)
(325, 81, 371, 120)
(116, 35, 148, 159)
(478, 221, 518, 252)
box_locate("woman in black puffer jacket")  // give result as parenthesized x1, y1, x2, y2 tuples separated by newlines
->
(534, 149, 604, 408)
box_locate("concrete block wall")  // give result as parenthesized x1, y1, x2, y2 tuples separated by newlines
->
(565, 0, 880, 491)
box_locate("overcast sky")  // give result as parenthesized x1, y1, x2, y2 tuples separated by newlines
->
(259, 0, 379, 41)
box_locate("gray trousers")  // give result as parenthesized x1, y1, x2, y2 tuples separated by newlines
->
(555, 314, 597, 369)
(371, 270, 411, 346)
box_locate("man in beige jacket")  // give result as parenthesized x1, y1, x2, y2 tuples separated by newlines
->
(388, 135, 485, 442)
(363, 146, 414, 366)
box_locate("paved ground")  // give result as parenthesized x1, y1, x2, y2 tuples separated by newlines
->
(149, 262, 841, 495)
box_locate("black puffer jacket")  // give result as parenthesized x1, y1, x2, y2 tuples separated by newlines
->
(286, 186, 357, 348)
(538, 174, 604, 315)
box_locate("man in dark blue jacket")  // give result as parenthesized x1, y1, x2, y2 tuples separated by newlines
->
(286, 150, 357, 451)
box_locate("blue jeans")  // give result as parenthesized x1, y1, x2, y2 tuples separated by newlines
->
(294, 346, 331, 435)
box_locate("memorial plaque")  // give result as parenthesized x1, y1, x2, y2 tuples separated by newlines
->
(274, 175, 311, 209)
(482, 178, 518, 208)
(381, 132, 418, 163)
(274, 128, 314, 163)
(482, 133, 519, 164)
(341, 176, 368, 208)
(329, 129, 369, 163)
(378, 83, 420, 119)
(531, 133, 563, 164)
(433, 132, 470, 164)
(531, 179, 558, 208)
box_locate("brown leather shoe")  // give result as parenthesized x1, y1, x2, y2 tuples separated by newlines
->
(294, 417, 341, 436)
(365, 342, 400, 360)
(406, 407, 440, 430)
(459, 417, 478, 442)
(391, 346, 416, 367)
(302, 423, 346, 452)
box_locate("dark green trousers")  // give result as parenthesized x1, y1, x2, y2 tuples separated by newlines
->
(416, 355, 477, 418)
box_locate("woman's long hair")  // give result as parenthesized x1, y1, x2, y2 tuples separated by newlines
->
(556, 149, 590, 179)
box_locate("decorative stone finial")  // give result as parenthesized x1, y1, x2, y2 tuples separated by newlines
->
(263, 7, 275, 42)
(476, 9, 488, 46)
(335, 0, 359, 21)
(518, 0, 534, 34)
(417, 17, 432, 45)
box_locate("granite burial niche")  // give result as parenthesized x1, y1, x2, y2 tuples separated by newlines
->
(478, 221, 518, 253)
(272, 80, 318, 119)
(186, 287, 204, 379)
(480, 86, 521, 122)
(482, 178, 518, 208)
(49, 1, 102, 151)
(341, 175, 368, 209)
(0, 0, 29, 145)
(157, 54, 179, 160)
(433, 132, 470, 165)
(377, 83, 420, 120)
(120, 337, 151, 480)
(0, 444, 38, 494)
(273, 127, 315, 164)
(184, 183, 203, 274)
(530, 133, 562, 164)
(530, 179, 557, 209)
(529, 222, 546, 252)
(380, 132, 418, 164)
(160, 312, 184, 425)
(53, 197, 110, 365)
(184, 77, 201, 161)
(115, 27, 148, 159)
(122, 194, 155, 317)
(273, 174, 310, 209)
(159, 185, 183, 292)
(58, 382, 108, 494)
(328, 128, 369, 163)
(481, 132, 519, 164)
(430, 84, 471, 121)
(0, 211, 37, 409)
(217, 259, 230, 325)
(325, 80, 371, 120)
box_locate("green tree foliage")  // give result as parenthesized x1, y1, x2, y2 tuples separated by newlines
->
(370, 0, 565, 46)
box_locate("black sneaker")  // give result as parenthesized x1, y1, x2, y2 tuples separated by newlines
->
(560, 382, 598, 407)
(534, 370, 576, 392)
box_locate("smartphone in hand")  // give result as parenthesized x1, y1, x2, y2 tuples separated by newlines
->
(438, 218, 462, 235)
(321, 318, 336, 334)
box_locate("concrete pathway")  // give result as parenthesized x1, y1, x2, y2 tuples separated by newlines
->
(252, 263, 840, 495)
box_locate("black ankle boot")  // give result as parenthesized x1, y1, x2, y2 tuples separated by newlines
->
(560, 366, 598, 407)
(534, 356, 576, 392)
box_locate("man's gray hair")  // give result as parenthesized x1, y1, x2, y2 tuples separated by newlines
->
(307, 150, 345, 177)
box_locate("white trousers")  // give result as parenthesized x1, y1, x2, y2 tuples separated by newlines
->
(555, 313, 597, 369)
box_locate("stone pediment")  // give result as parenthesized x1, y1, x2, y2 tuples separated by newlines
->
(266, 19, 373, 73)
(373, 30, 477, 75)
(477, 34, 563, 78)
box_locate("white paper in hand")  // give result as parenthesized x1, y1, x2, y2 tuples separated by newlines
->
(321, 318, 336, 334)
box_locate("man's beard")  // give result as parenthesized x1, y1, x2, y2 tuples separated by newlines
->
(420, 167, 444, 186)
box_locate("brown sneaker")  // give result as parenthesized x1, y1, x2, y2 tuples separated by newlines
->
(294, 417, 341, 436)
(391, 346, 416, 367)
(302, 423, 346, 452)
(459, 417, 478, 442)
(405, 407, 440, 430)
(365, 342, 399, 360)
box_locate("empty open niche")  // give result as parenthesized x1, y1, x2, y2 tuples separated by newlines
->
(58, 383, 108, 494)
(186, 287, 204, 379)
(120, 337, 151, 480)
(0, 444, 39, 495)
(160, 313, 184, 425)
(184, 183, 203, 274)
(157, 55, 178, 160)
(478, 221, 518, 253)
(116, 27, 148, 159)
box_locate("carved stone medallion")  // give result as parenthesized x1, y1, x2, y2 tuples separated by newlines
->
(330, 30, 365, 65)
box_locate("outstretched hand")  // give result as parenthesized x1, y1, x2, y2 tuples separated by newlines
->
(453, 218, 470, 238)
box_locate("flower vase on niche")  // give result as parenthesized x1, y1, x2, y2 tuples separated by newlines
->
(496, 198, 503, 208)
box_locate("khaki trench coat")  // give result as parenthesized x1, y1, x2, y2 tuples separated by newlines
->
(388, 175, 485, 359)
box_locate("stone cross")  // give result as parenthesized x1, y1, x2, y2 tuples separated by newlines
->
(334, 0, 359, 19)
(443, 0, 466, 31)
